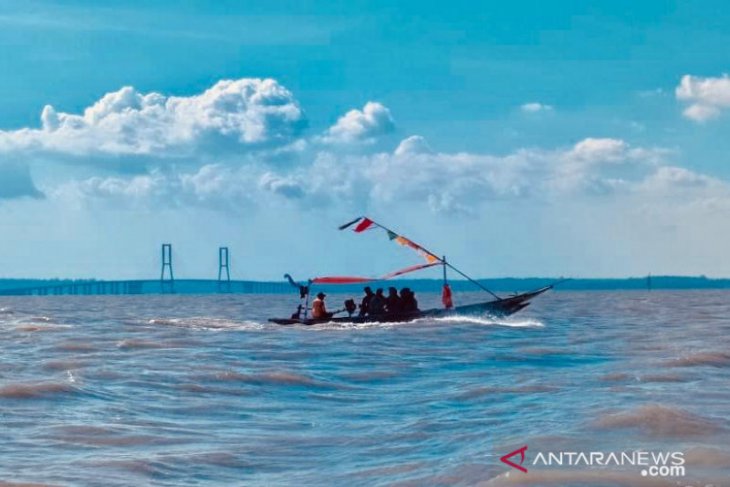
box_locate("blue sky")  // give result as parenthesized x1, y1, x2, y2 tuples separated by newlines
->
(1, 0, 730, 279)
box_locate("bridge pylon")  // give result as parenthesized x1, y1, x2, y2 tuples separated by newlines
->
(218, 246, 231, 292)
(160, 243, 174, 293)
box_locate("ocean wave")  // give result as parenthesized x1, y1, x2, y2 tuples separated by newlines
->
(593, 404, 723, 438)
(193, 369, 358, 392)
(638, 373, 687, 383)
(116, 338, 171, 349)
(515, 347, 566, 356)
(26, 316, 53, 322)
(55, 342, 99, 353)
(455, 384, 559, 400)
(206, 370, 326, 387)
(2, 291, 729, 485)
(42, 359, 89, 371)
(339, 370, 402, 382)
(48, 427, 185, 447)
(15, 323, 72, 333)
(479, 468, 717, 486)
(598, 372, 688, 384)
(666, 351, 730, 368)
(147, 317, 264, 331)
(0, 381, 78, 399)
(683, 446, 730, 468)
(0, 480, 57, 487)
(598, 372, 632, 382)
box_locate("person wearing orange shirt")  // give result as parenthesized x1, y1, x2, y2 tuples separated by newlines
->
(311, 292, 333, 320)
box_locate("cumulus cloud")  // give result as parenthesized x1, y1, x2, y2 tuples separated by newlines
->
(520, 102, 553, 113)
(54, 164, 258, 211)
(546, 137, 676, 195)
(0, 78, 306, 156)
(640, 166, 721, 193)
(394, 135, 433, 156)
(257, 137, 674, 214)
(320, 102, 395, 144)
(259, 172, 305, 199)
(565, 138, 628, 163)
(676, 74, 730, 122)
(49, 135, 730, 220)
(0, 161, 43, 200)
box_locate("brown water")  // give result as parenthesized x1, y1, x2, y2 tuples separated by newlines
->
(0, 291, 728, 486)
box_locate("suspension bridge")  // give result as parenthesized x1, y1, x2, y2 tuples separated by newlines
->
(0, 244, 291, 296)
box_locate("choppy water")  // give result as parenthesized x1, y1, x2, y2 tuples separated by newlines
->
(1, 291, 729, 486)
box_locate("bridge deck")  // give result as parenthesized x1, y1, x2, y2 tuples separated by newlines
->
(0, 279, 291, 296)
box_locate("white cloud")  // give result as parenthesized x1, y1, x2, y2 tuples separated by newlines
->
(258, 137, 673, 214)
(565, 137, 627, 163)
(54, 164, 258, 211)
(394, 135, 433, 156)
(676, 74, 730, 122)
(640, 166, 721, 193)
(0, 78, 306, 156)
(48, 135, 730, 226)
(4, 77, 730, 277)
(681, 103, 720, 123)
(320, 101, 395, 144)
(259, 172, 305, 199)
(520, 102, 553, 113)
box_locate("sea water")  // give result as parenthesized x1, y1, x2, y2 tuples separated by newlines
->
(1, 291, 728, 486)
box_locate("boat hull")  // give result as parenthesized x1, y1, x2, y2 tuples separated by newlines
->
(268, 285, 550, 326)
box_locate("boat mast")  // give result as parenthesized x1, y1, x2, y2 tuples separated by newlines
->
(384, 221, 502, 300)
(343, 217, 503, 301)
(442, 255, 448, 285)
(441, 261, 501, 300)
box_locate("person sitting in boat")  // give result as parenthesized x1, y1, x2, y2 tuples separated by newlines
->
(369, 288, 386, 316)
(290, 304, 303, 319)
(385, 287, 402, 315)
(400, 288, 419, 313)
(311, 292, 333, 320)
(358, 286, 374, 316)
(344, 299, 357, 317)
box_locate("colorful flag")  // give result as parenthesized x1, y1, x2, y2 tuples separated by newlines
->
(339, 216, 442, 264)
(354, 218, 374, 232)
(313, 262, 439, 284)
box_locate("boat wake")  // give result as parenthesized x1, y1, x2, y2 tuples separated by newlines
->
(294, 314, 545, 330)
(432, 315, 545, 328)
(147, 314, 545, 332)
(147, 317, 265, 331)
(305, 320, 407, 331)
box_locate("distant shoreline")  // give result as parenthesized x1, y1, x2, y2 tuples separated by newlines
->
(1, 276, 728, 295)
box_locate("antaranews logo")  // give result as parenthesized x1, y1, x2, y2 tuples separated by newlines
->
(500, 446, 528, 473)
(500, 446, 686, 478)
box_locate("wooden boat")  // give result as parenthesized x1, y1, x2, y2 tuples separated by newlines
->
(269, 285, 552, 325)
(268, 217, 554, 326)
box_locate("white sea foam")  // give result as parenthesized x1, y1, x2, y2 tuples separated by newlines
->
(433, 315, 545, 328)
(30, 315, 53, 322)
(147, 317, 264, 331)
(308, 320, 404, 331)
(302, 315, 544, 330)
